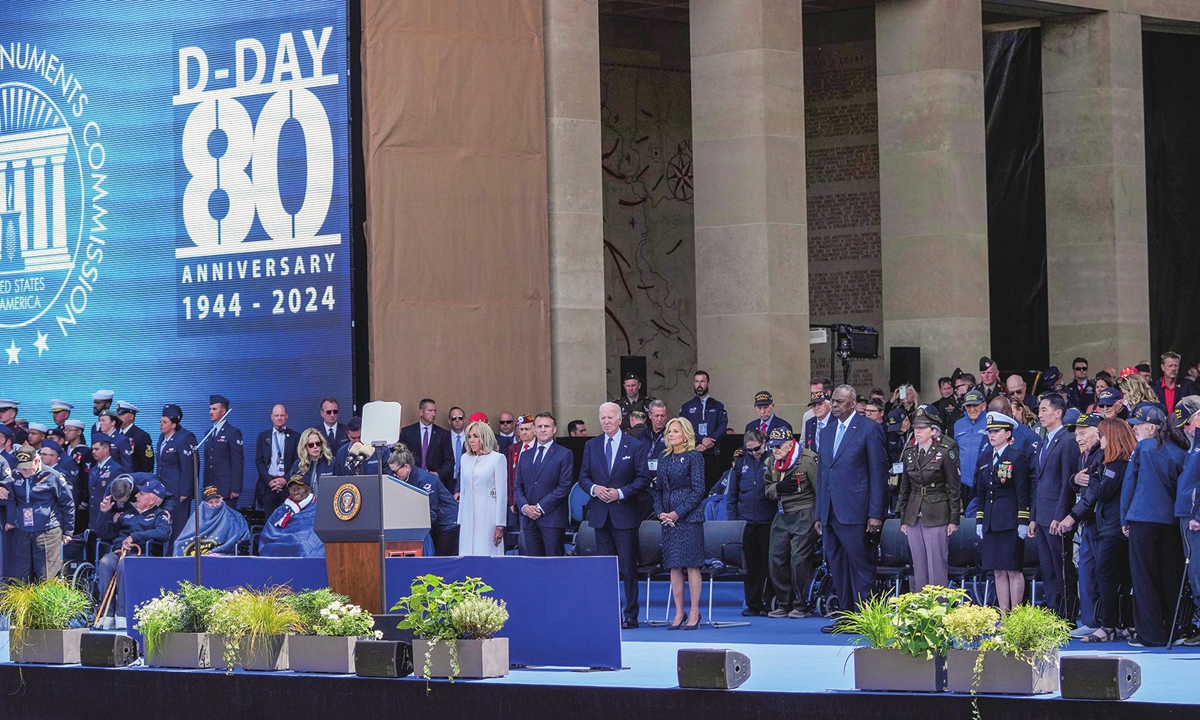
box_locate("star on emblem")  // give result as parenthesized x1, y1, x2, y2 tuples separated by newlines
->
(5, 340, 19, 365)
(33, 331, 49, 356)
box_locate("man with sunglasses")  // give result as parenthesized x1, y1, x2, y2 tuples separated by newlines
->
(448, 407, 468, 488)
(725, 429, 776, 617)
(496, 412, 517, 454)
(1066, 358, 1095, 411)
(318, 397, 349, 452)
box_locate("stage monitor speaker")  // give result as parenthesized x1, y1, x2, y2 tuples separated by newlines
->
(890, 346, 921, 393)
(1059, 655, 1140, 700)
(355, 640, 413, 678)
(80, 632, 139, 667)
(620, 356, 647, 390)
(677, 648, 751, 690)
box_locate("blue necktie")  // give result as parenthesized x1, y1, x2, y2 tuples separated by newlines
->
(833, 422, 847, 456)
(454, 435, 463, 479)
(535, 446, 545, 469)
(606, 437, 614, 471)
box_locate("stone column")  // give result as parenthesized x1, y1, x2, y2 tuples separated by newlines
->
(545, 0, 607, 422)
(877, 0, 990, 393)
(690, 0, 808, 430)
(1042, 12, 1149, 369)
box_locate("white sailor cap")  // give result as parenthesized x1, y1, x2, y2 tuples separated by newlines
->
(116, 401, 140, 414)
(92, 389, 114, 401)
(64, 419, 86, 430)
(49, 399, 74, 412)
(27, 422, 49, 434)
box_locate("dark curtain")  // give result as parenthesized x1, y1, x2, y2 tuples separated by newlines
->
(1144, 32, 1200, 366)
(983, 29, 1048, 373)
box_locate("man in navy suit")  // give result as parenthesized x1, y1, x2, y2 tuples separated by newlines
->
(202, 394, 245, 503)
(579, 402, 650, 628)
(816, 385, 888, 631)
(1029, 392, 1079, 617)
(514, 412, 574, 557)
(745, 391, 792, 437)
(254, 404, 300, 516)
(803, 390, 832, 453)
(318, 397, 350, 452)
(399, 399, 457, 493)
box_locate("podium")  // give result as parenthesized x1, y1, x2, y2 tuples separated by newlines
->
(314, 474, 431, 613)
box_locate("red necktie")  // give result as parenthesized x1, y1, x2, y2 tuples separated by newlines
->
(760, 421, 767, 434)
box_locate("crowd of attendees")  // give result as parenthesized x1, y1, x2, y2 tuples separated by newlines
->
(2, 352, 1199, 644)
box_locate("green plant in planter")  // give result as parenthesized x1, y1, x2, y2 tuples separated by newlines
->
(286, 588, 350, 634)
(835, 585, 968, 659)
(133, 591, 188, 659)
(206, 586, 304, 671)
(982, 604, 1071, 662)
(391, 574, 504, 682)
(943, 604, 1000, 649)
(177, 581, 227, 634)
(0, 579, 91, 645)
(450, 595, 508, 639)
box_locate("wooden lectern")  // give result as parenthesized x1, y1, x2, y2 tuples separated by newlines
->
(313, 474, 431, 614)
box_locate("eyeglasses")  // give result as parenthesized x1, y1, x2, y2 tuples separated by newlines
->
(745, 446, 763, 453)
(1074, 366, 1088, 372)
(450, 416, 465, 422)
(323, 409, 338, 415)
(499, 420, 515, 425)
(306, 441, 322, 448)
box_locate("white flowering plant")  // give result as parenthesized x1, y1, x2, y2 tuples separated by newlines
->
(133, 592, 188, 660)
(313, 600, 378, 638)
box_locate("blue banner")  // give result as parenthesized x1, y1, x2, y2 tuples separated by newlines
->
(0, 1, 353, 496)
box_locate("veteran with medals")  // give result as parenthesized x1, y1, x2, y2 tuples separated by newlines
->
(974, 411, 1032, 611)
(896, 405, 961, 590)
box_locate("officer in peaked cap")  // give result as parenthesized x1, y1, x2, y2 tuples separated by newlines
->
(615, 372, 654, 431)
(0, 399, 25, 446)
(897, 405, 961, 590)
(978, 357, 1006, 404)
(203, 394, 245, 507)
(157, 404, 199, 543)
(974, 411, 1032, 612)
(116, 401, 155, 474)
(49, 400, 73, 430)
(85, 432, 127, 533)
(885, 407, 911, 464)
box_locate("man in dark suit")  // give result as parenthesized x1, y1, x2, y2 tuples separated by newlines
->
(318, 397, 350, 452)
(745, 391, 792, 437)
(513, 412, 574, 557)
(1152, 351, 1197, 412)
(399, 399, 456, 493)
(816, 384, 888, 632)
(1066, 357, 1096, 411)
(579, 402, 650, 628)
(116, 402, 155, 473)
(1030, 392, 1080, 617)
(803, 390, 831, 453)
(254, 403, 300, 516)
(202, 394, 245, 503)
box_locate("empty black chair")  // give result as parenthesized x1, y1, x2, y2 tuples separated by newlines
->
(637, 520, 673, 625)
(700, 520, 749, 628)
(947, 517, 983, 601)
(574, 521, 597, 556)
(875, 518, 912, 595)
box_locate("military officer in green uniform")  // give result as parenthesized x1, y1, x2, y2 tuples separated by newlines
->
(896, 405, 961, 590)
(614, 372, 653, 431)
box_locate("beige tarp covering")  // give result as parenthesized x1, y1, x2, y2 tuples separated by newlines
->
(361, 0, 552, 426)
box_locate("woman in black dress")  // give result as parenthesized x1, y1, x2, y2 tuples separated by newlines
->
(654, 417, 706, 630)
(974, 412, 1031, 612)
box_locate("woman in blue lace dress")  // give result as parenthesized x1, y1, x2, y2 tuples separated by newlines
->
(654, 417, 706, 629)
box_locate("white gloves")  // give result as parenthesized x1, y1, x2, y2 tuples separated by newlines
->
(1018, 524, 1029, 540)
(976, 524, 984, 539)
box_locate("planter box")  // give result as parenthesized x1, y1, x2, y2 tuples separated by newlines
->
(412, 638, 509, 679)
(211, 634, 290, 671)
(145, 632, 211, 669)
(9, 628, 89, 664)
(853, 647, 946, 692)
(289, 635, 357, 674)
(946, 649, 1059, 695)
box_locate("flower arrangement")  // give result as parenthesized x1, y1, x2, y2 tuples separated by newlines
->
(313, 600, 378, 638)
(943, 604, 1001, 649)
(392, 574, 508, 682)
(133, 592, 188, 659)
(450, 595, 509, 640)
(834, 585, 969, 659)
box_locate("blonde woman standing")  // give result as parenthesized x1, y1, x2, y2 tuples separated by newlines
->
(458, 420, 508, 556)
(654, 417, 706, 629)
(289, 428, 333, 491)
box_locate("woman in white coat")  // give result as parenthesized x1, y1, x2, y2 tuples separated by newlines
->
(457, 420, 508, 555)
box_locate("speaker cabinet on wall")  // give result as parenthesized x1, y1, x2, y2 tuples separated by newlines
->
(677, 648, 751, 689)
(355, 640, 414, 678)
(80, 632, 139, 667)
(1059, 655, 1140, 700)
(890, 346, 921, 393)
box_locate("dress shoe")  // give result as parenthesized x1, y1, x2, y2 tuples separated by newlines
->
(683, 618, 701, 630)
(741, 608, 761, 617)
(767, 608, 789, 618)
(788, 608, 813, 619)
(668, 619, 684, 630)
(820, 620, 850, 634)
(621, 619, 639, 630)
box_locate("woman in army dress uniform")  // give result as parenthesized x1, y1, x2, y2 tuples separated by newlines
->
(974, 412, 1031, 611)
(897, 405, 961, 590)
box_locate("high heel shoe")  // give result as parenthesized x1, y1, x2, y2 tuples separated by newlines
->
(668, 618, 685, 630)
(683, 617, 701, 630)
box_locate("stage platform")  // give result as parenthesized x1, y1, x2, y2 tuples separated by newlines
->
(1, 583, 1197, 720)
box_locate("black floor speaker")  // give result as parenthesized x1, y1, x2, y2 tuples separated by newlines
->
(677, 648, 751, 689)
(354, 640, 413, 678)
(1059, 655, 1141, 700)
(80, 632, 139, 667)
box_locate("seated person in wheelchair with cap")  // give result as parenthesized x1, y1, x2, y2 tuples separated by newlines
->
(95, 475, 171, 629)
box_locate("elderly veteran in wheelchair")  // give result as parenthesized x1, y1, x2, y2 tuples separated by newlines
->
(94, 475, 172, 629)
